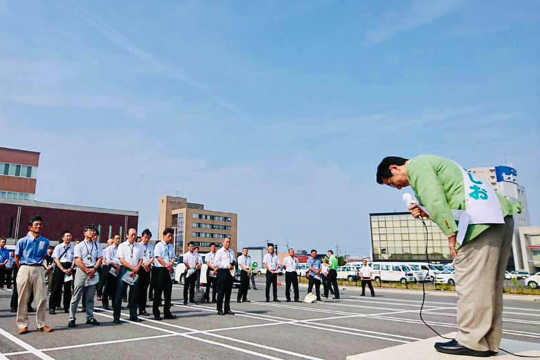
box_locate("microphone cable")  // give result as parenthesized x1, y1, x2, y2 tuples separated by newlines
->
(419, 219, 539, 358)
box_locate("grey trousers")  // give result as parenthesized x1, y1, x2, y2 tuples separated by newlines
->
(454, 216, 514, 352)
(69, 268, 97, 321)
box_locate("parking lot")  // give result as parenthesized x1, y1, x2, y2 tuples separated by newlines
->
(0, 280, 539, 359)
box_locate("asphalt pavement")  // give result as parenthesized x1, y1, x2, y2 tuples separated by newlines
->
(0, 279, 538, 359)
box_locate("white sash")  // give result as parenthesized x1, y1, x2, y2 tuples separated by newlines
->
(415, 162, 504, 245)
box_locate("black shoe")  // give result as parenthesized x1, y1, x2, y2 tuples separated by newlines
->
(243, 299, 251, 303)
(164, 314, 177, 319)
(286, 300, 291, 302)
(237, 299, 242, 303)
(64, 308, 69, 313)
(86, 318, 100, 326)
(129, 317, 142, 322)
(273, 299, 281, 302)
(265, 299, 270, 302)
(225, 311, 235, 315)
(154, 315, 162, 320)
(294, 300, 302, 302)
(27, 307, 35, 312)
(434, 339, 492, 357)
(68, 319, 76, 328)
(217, 310, 224, 315)
(103, 305, 110, 310)
(10, 308, 16, 313)
(49, 309, 56, 315)
(139, 310, 149, 316)
(332, 297, 340, 300)
(113, 319, 121, 324)
(183, 301, 188, 305)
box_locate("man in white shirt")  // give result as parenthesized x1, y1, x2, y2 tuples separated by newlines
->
(205, 243, 218, 303)
(215, 237, 236, 315)
(152, 228, 177, 320)
(282, 248, 300, 302)
(360, 259, 375, 297)
(237, 248, 251, 303)
(97, 238, 113, 301)
(102, 235, 120, 310)
(68, 224, 103, 328)
(183, 241, 200, 305)
(49, 231, 75, 314)
(263, 245, 280, 302)
(114, 228, 144, 323)
(137, 229, 154, 316)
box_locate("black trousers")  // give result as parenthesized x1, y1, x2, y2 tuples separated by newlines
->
(97, 265, 109, 297)
(138, 267, 151, 312)
(361, 279, 375, 296)
(102, 270, 118, 308)
(10, 266, 33, 310)
(265, 272, 278, 301)
(216, 269, 233, 312)
(184, 273, 196, 303)
(153, 268, 173, 318)
(327, 269, 340, 299)
(4, 267, 13, 288)
(49, 262, 72, 310)
(237, 270, 250, 301)
(113, 268, 138, 320)
(285, 272, 299, 301)
(308, 276, 321, 300)
(0, 266, 7, 287)
(205, 270, 217, 302)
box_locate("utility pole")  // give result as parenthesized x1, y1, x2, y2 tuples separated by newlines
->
(336, 245, 339, 257)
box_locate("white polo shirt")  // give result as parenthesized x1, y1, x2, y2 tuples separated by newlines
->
(215, 247, 235, 269)
(154, 241, 174, 268)
(117, 241, 144, 267)
(183, 251, 198, 268)
(74, 239, 103, 267)
(237, 254, 252, 270)
(263, 253, 278, 271)
(282, 256, 298, 272)
(141, 243, 154, 264)
(360, 265, 372, 279)
(52, 243, 74, 263)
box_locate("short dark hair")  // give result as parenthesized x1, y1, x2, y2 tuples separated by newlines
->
(376, 156, 409, 184)
(195, 246, 199, 250)
(83, 224, 96, 232)
(242, 247, 248, 251)
(28, 216, 43, 226)
(62, 230, 71, 237)
(113, 233, 120, 238)
(141, 229, 152, 237)
(95, 228, 100, 236)
(209, 242, 216, 247)
(162, 227, 174, 236)
(310, 249, 317, 254)
(327, 250, 333, 255)
(188, 241, 195, 247)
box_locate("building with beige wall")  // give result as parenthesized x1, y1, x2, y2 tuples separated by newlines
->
(158, 196, 238, 256)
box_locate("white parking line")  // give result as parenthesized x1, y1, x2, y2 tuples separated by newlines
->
(0, 327, 54, 360)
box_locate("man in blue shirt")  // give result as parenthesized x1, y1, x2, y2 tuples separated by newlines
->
(0, 237, 9, 288)
(306, 249, 322, 302)
(14, 216, 53, 334)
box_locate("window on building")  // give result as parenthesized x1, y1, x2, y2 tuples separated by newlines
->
(26, 166, 32, 178)
(14, 165, 21, 177)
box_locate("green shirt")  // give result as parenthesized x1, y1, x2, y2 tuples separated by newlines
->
(328, 255, 338, 270)
(407, 155, 521, 245)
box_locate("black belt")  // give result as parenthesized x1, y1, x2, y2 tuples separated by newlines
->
(22, 264, 43, 267)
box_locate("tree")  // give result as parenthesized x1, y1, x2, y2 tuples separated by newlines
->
(337, 256, 347, 266)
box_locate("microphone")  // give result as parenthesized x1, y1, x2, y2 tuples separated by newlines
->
(402, 193, 418, 209)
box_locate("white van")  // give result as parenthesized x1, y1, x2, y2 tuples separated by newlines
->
(371, 262, 415, 284)
(408, 262, 445, 282)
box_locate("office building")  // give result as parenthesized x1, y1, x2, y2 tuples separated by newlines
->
(0, 147, 40, 200)
(0, 198, 138, 245)
(369, 212, 452, 263)
(158, 196, 237, 256)
(518, 227, 540, 274)
(470, 165, 531, 271)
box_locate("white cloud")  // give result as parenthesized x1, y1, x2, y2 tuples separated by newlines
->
(365, 0, 465, 44)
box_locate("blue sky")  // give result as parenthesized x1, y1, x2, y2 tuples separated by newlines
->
(0, 0, 538, 255)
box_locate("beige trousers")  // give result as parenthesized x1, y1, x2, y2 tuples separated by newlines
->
(454, 216, 514, 352)
(16, 265, 48, 329)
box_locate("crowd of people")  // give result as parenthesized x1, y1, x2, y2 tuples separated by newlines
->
(1, 215, 375, 335)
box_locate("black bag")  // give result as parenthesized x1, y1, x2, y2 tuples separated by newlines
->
(194, 287, 206, 303)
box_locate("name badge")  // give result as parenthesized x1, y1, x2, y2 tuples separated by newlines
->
(84, 254, 93, 266)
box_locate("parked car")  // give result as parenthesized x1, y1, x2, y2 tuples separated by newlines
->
(372, 262, 415, 284)
(336, 265, 360, 281)
(407, 262, 444, 282)
(407, 264, 427, 282)
(296, 263, 308, 277)
(435, 270, 456, 286)
(525, 272, 540, 289)
(504, 271, 512, 280)
(511, 270, 530, 280)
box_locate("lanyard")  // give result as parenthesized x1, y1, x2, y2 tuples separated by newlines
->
(84, 241, 96, 260)
(143, 244, 149, 257)
(128, 243, 135, 258)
